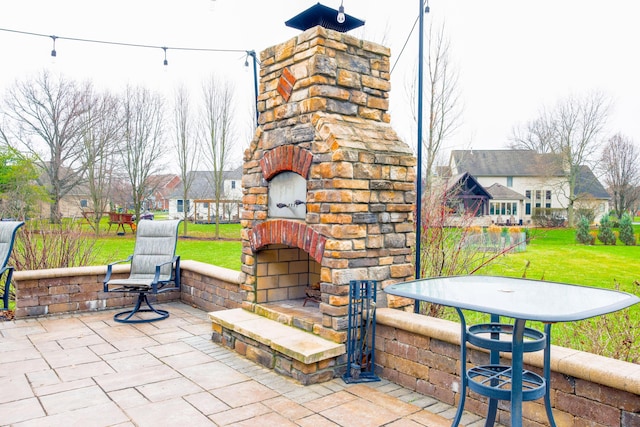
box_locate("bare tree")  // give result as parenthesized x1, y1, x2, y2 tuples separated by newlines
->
(511, 92, 610, 226)
(80, 89, 122, 233)
(509, 115, 555, 153)
(200, 75, 235, 238)
(120, 85, 166, 223)
(406, 22, 462, 185)
(0, 70, 91, 223)
(172, 85, 198, 236)
(600, 133, 640, 217)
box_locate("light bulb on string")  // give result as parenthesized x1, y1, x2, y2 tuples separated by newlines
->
(337, 1, 345, 23)
(50, 35, 57, 59)
(162, 47, 168, 66)
(49, 35, 58, 65)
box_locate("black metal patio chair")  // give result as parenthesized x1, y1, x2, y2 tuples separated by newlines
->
(0, 220, 24, 311)
(103, 219, 181, 323)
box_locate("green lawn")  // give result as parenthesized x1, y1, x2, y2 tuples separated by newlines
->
(88, 222, 242, 271)
(45, 220, 640, 361)
(469, 227, 640, 362)
(477, 227, 640, 295)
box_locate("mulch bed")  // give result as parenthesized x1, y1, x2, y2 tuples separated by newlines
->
(0, 310, 15, 321)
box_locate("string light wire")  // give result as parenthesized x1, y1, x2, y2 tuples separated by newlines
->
(0, 26, 262, 124)
(0, 27, 250, 63)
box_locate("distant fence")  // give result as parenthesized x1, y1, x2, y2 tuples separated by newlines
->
(462, 231, 527, 252)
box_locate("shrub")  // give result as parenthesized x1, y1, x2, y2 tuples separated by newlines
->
(618, 213, 636, 245)
(532, 207, 566, 227)
(12, 220, 98, 270)
(575, 207, 595, 224)
(466, 225, 482, 234)
(597, 215, 616, 245)
(575, 216, 594, 245)
(487, 224, 501, 234)
(556, 283, 640, 363)
(416, 185, 513, 317)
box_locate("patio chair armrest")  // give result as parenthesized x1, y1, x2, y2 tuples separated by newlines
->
(151, 256, 180, 293)
(103, 255, 133, 287)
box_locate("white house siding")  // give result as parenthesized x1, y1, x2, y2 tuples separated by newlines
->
(450, 150, 610, 225)
(478, 176, 567, 224)
(477, 175, 608, 224)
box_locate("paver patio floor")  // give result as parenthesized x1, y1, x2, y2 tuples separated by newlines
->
(0, 302, 490, 426)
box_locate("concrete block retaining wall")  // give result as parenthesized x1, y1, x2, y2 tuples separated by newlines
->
(12, 260, 244, 318)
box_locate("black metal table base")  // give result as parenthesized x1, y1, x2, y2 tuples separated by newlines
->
(452, 312, 557, 427)
(467, 364, 546, 401)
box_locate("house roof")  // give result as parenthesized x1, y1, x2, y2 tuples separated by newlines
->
(445, 172, 492, 199)
(36, 163, 89, 196)
(169, 166, 242, 199)
(575, 165, 609, 199)
(450, 149, 563, 177)
(485, 183, 527, 201)
(450, 149, 609, 200)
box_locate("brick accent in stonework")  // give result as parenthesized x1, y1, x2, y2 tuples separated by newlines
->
(242, 25, 416, 344)
(276, 67, 297, 102)
(259, 145, 313, 180)
(248, 219, 326, 264)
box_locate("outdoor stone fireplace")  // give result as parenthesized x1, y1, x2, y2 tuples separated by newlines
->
(241, 25, 416, 344)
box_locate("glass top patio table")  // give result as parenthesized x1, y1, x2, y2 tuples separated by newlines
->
(385, 275, 640, 427)
(385, 275, 640, 322)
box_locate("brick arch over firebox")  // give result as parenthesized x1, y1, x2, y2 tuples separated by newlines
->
(259, 146, 313, 180)
(247, 219, 326, 264)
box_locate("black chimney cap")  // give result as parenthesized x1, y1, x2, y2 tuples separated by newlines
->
(285, 3, 365, 33)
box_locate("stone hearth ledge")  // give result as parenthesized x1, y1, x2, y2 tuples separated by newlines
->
(209, 308, 345, 364)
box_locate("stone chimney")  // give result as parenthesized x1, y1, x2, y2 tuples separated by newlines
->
(241, 26, 416, 343)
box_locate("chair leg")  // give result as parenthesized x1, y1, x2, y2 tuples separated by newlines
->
(2, 270, 13, 311)
(113, 293, 169, 323)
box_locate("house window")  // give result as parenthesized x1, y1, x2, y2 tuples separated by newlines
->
(80, 199, 88, 208)
(506, 176, 513, 187)
(545, 190, 551, 200)
(231, 181, 236, 189)
(491, 202, 518, 216)
(177, 200, 190, 213)
(525, 203, 531, 215)
(545, 202, 552, 208)
(535, 190, 542, 201)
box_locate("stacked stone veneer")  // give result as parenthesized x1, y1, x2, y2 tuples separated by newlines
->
(241, 26, 416, 344)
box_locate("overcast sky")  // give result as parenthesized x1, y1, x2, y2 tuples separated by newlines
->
(1, 0, 639, 168)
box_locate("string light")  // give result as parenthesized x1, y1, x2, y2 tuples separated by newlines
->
(0, 27, 249, 65)
(1, 26, 262, 126)
(337, 1, 346, 24)
(50, 35, 57, 57)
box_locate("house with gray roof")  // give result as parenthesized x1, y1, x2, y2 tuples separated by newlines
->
(168, 166, 242, 222)
(449, 150, 609, 224)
